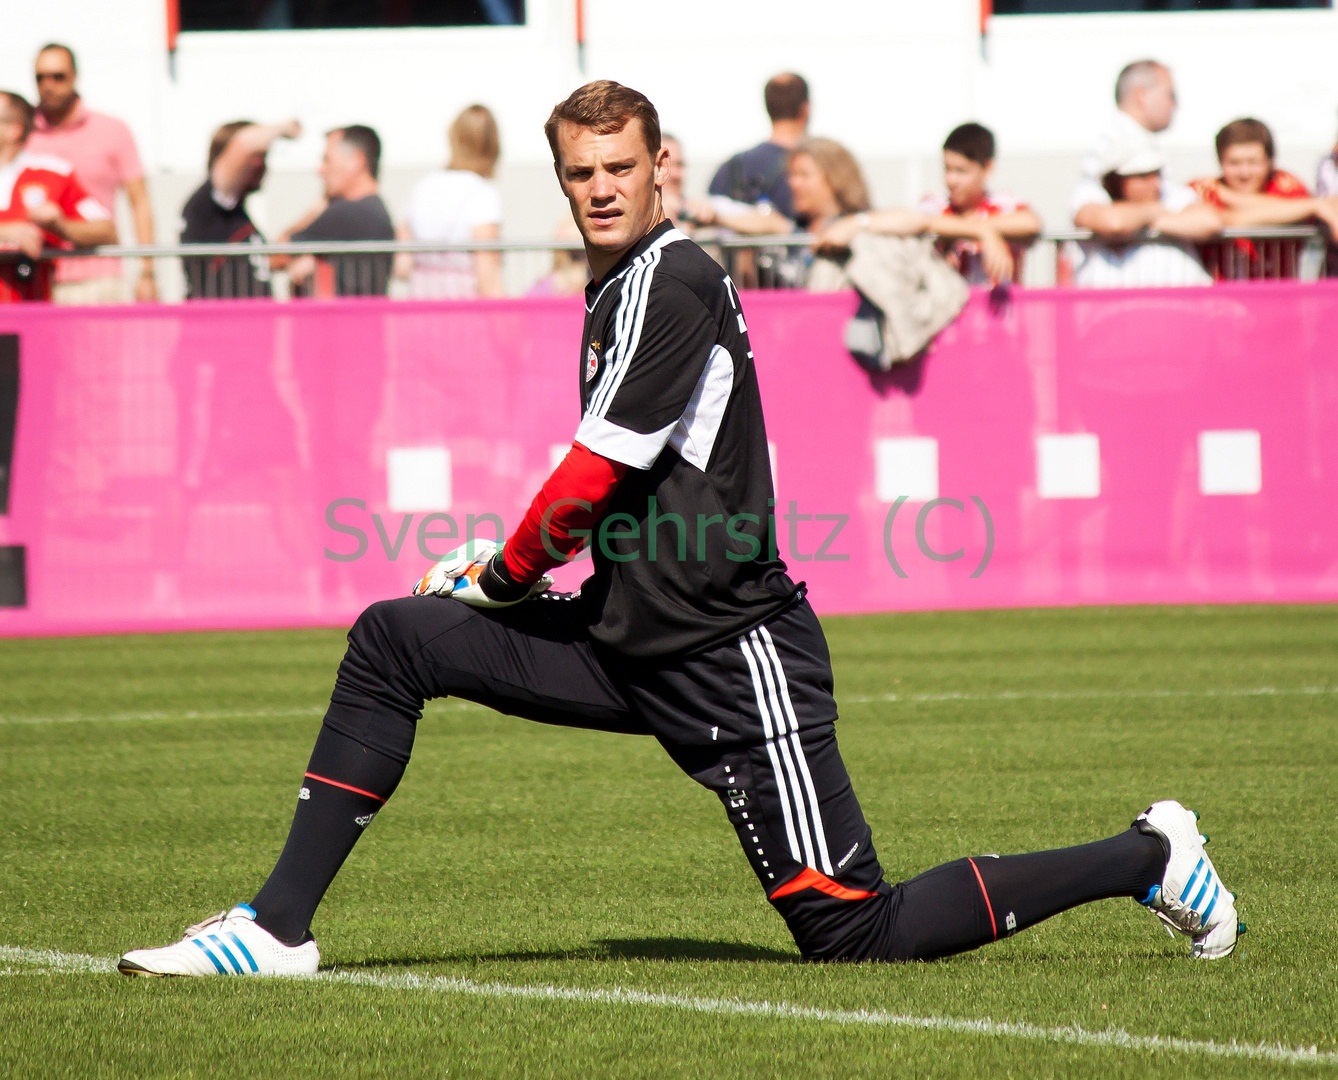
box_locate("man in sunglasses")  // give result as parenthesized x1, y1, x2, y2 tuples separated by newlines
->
(26, 43, 157, 303)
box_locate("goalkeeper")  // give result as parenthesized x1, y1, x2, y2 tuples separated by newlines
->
(119, 81, 1240, 978)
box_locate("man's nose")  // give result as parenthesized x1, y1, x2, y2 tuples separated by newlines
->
(589, 172, 616, 201)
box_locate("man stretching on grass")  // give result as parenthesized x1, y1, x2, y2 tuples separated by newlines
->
(119, 82, 1242, 977)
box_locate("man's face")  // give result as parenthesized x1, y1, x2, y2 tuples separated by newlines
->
(34, 49, 77, 114)
(1136, 69, 1176, 133)
(1220, 142, 1270, 194)
(554, 119, 668, 257)
(1121, 171, 1162, 203)
(942, 149, 989, 212)
(319, 133, 364, 199)
(662, 137, 685, 196)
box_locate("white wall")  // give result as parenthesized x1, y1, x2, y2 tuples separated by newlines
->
(3, 0, 1338, 242)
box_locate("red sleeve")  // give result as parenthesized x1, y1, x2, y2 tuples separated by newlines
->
(502, 442, 628, 584)
(56, 172, 92, 221)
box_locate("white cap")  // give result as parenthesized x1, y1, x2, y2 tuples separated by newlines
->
(1097, 129, 1165, 177)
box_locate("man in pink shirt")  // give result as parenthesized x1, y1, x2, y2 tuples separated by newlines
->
(26, 43, 156, 303)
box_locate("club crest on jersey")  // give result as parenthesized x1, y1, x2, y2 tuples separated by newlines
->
(585, 341, 601, 382)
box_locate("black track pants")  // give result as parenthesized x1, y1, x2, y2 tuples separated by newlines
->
(317, 593, 1161, 961)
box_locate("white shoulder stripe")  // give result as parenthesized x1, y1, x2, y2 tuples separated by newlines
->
(668, 344, 734, 471)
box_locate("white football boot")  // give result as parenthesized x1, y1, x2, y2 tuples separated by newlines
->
(117, 904, 319, 977)
(1135, 800, 1245, 959)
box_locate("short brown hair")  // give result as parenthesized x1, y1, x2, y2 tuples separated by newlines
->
(0, 91, 34, 140)
(1215, 117, 1275, 162)
(545, 80, 660, 164)
(208, 120, 255, 169)
(765, 73, 808, 122)
(449, 104, 500, 178)
(792, 137, 870, 215)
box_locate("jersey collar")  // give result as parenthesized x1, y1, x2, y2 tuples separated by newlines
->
(584, 219, 683, 311)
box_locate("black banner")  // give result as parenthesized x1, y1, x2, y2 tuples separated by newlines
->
(0, 334, 16, 516)
(0, 545, 24, 608)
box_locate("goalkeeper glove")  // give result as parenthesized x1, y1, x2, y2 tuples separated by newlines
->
(411, 540, 553, 608)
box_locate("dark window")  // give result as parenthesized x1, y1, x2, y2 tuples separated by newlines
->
(180, 0, 524, 31)
(994, 1, 1327, 12)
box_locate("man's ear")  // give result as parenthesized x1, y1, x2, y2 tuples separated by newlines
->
(653, 146, 670, 188)
(983, 160, 996, 183)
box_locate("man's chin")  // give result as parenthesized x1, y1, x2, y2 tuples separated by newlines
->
(583, 229, 634, 254)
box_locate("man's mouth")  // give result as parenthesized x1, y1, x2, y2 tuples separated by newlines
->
(588, 208, 622, 227)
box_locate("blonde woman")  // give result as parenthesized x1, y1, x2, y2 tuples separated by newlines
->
(400, 104, 503, 298)
(691, 136, 870, 288)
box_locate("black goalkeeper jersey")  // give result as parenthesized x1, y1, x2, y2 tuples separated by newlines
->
(573, 220, 799, 657)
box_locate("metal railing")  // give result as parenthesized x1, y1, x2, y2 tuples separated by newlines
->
(1, 225, 1331, 302)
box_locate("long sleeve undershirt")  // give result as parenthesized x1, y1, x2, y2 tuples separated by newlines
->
(501, 441, 628, 584)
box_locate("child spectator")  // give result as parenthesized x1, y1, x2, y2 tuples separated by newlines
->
(912, 123, 1041, 284)
(0, 89, 116, 303)
(814, 124, 1039, 286)
(399, 105, 503, 299)
(1189, 118, 1338, 279)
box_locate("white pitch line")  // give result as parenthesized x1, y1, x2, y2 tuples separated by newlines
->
(0, 706, 327, 727)
(2, 945, 1333, 1068)
(844, 685, 1338, 706)
(0, 700, 487, 727)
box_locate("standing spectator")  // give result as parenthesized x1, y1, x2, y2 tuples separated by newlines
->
(1189, 119, 1338, 280)
(399, 105, 503, 299)
(0, 90, 116, 303)
(708, 73, 809, 222)
(179, 119, 300, 300)
(281, 125, 394, 298)
(1073, 60, 1177, 223)
(1071, 134, 1221, 288)
(26, 43, 155, 304)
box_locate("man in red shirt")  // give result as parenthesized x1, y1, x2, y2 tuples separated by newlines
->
(1190, 118, 1338, 279)
(0, 90, 116, 303)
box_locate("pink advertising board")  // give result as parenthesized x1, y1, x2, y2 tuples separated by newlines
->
(1, 282, 1336, 637)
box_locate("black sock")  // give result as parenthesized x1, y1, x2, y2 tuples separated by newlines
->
(886, 827, 1167, 961)
(251, 725, 406, 946)
(972, 826, 1167, 938)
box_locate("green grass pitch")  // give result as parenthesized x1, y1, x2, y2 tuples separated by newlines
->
(1, 604, 1335, 1078)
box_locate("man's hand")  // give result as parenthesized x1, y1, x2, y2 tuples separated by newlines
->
(412, 540, 553, 608)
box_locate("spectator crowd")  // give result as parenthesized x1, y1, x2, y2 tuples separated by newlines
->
(3, 44, 1338, 303)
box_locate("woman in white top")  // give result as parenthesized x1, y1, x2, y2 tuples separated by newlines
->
(400, 105, 504, 299)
